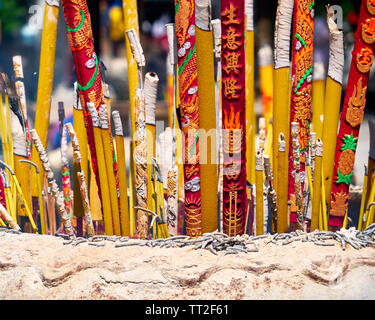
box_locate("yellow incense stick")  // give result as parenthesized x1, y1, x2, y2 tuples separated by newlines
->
(258, 45, 274, 128)
(112, 111, 130, 237)
(0, 94, 10, 165)
(245, 28, 256, 188)
(31, 1, 59, 196)
(72, 83, 89, 222)
(255, 150, 264, 235)
(358, 166, 368, 230)
(99, 105, 122, 236)
(88, 104, 114, 236)
(195, 12, 218, 233)
(128, 140, 136, 237)
(321, 165, 328, 231)
(311, 62, 325, 139)
(274, 67, 291, 233)
(311, 139, 323, 231)
(122, 0, 139, 139)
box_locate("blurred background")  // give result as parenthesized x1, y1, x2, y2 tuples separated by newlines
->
(0, 0, 373, 183)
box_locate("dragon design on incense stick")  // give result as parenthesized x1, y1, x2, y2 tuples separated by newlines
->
(175, 0, 202, 237)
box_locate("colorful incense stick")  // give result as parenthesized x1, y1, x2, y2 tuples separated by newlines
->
(288, 0, 314, 229)
(329, 0, 375, 229)
(62, 0, 104, 198)
(221, 0, 247, 235)
(175, 0, 202, 237)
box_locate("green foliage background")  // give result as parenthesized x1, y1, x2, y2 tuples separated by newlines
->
(0, 0, 28, 37)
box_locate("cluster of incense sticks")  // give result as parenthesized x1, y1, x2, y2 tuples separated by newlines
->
(0, 0, 374, 239)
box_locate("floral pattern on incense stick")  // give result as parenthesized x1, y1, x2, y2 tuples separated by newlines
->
(329, 0, 375, 228)
(288, 0, 314, 226)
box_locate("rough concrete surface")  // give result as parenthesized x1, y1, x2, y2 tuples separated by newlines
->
(0, 231, 374, 300)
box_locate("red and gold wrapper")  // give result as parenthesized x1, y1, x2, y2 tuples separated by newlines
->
(329, 0, 375, 228)
(221, 0, 247, 236)
(175, 0, 202, 237)
(61, 0, 104, 194)
(288, 0, 314, 224)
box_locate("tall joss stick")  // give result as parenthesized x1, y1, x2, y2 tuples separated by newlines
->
(365, 118, 375, 211)
(58, 102, 71, 225)
(144, 72, 158, 225)
(329, 0, 375, 229)
(175, 0, 203, 237)
(311, 138, 323, 231)
(87, 103, 114, 236)
(258, 44, 274, 130)
(322, 8, 344, 202)
(122, 0, 140, 138)
(99, 104, 122, 236)
(255, 150, 264, 235)
(61, 0, 105, 204)
(211, 18, 222, 231)
(221, 0, 247, 236)
(165, 23, 179, 236)
(311, 62, 325, 139)
(273, 0, 294, 233)
(112, 111, 130, 237)
(245, 0, 255, 192)
(72, 82, 88, 234)
(288, 0, 314, 230)
(195, 0, 218, 233)
(125, 29, 149, 239)
(32, 0, 59, 196)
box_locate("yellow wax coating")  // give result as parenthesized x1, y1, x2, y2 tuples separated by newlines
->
(259, 64, 274, 128)
(358, 173, 368, 231)
(14, 154, 31, 217)
(274, 67, 291, 233)
(92, 126, 114, 235)
(312, 80, 325, 139)
(311, 152, 323, 231)
(122, 0, 139, 139)
(196, 26, 218, 233)
(72, 107, 89, 218)
(12, 170, 37, 232)
(320, 166, 328, 231)
(255, 169, 264, 235)
(322, 77, 342, 202)
(146, 124, 156, 219)
(31, 2, 59, 197)
(167, 74, 174, 128)
(102, 128, 122, 236)
(0, 94, 10, 165)
(245, 30, 256, 187)
(88, 156, 103, 222)
(115, 135, 130, 237)
(128, 140, 136, 236)
(366, 159, 375, 213)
